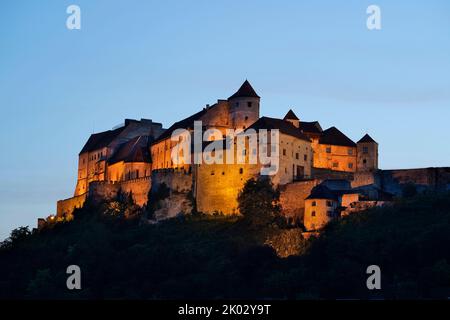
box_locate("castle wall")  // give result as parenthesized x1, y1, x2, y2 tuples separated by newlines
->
(118, 177, 152, 206)
(200, 101, 230, 132)
(195, 162, 260, 215)
(56, 193, 87, 217)
(151, 169, 193, 193)
(313, 144, 357, 172)
(380, 167, 450, 195)
(151, 169, 194, 218)
(279, 180, 320, 224)
(88, 176, 152, 206)
(351, 171, 379, 188)
(311, 167, 354, 181)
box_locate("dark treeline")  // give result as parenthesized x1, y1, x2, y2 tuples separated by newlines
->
(1, 185, 450, 299)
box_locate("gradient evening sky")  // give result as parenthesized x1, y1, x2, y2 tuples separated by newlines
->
(0, 0, 449, 239)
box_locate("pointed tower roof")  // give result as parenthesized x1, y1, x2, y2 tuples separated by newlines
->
(283, 109, 299, 121)
(358, 134, 377, 144)
(319, 127, 356, 147)
(228, 80, 260, 99)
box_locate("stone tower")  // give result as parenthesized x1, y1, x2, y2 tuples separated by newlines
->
(283, 109, 300, 128)
(357, 134, 378, 171)
(228, 80, 260, 131)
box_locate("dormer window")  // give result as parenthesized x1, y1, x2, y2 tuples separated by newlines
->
(363, 146, 369, 154)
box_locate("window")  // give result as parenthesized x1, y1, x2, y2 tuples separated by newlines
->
(311, 211, 316, 217)
(239, 168, 243, 174)
(252, 148, 257, 155)
(283, 149, 286, 156)
(236, 102, 240, 107)
(363, 159, 367, 164)
(211, 170, 215, 175)
(247, 102, 252, 108)
(327, 211, 334, 217)
(348, 163, 353, 169)
(304, 154, 307, 161)
(312, 201, 317, 207)
(295, 153, 299, 160)
(326, 146, 332, 153)
(332, 162, 339, 168)
(348, 148, 353, 155)
(245, 116, 248, 121)
(363, 146, 369, 154)
(326, 200, 333, 207)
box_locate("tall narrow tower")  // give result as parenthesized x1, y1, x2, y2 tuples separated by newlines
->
(357, 134, 378, 171)
(228, 80, 260, 131)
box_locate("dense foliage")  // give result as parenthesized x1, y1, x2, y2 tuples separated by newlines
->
(1, 192, 450, 299)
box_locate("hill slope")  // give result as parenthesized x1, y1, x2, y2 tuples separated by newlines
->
(1, 193, 450, 299)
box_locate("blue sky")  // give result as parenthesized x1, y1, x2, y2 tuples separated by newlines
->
(0, 0, 449, 239)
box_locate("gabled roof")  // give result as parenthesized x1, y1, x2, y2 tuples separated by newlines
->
(79, 126, 126, 155)
(247, 117, 310, 142)
(358, 133, 377, 144)
(305, 185, 339, 201)
(299, 121, 323, 134)
(108, 136, 152, 164)
(319, 127, 356, 147)
(153, 108, 208, 144)
(228, 80, 260, 99)
(283, 109, 299, 120)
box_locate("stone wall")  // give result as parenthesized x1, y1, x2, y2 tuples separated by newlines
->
(311, 167, 354, 181)
(279, 179, 320, 224)
(151, 169, 194, 218)
(56, 193, 87, 217)
(195, 162, 260, 215)
(379, 167, 450, 196)
(118, 176, 152, 206)
(151, 169, 193, 193)
(88, 177, 152, 206)
(352, 171, 379, 188)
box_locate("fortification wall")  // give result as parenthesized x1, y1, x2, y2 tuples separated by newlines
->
(89, 177, 152, 206)
(311, 167, 354, 181)
(279, 179, 320, 224)
(118, 176, 151, 206)
(380, 167, 450, 195)
(195, 163, 260, 215)
(151, 169, 194, 218)
(151, 169, 193, 193)
(352, 171, 379, 188)
(56, 193, 87, 217)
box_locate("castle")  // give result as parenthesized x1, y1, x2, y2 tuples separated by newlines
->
(50, 81, 450, 232)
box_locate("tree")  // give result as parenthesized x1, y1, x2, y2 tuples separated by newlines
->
(237, 177, 281, 226)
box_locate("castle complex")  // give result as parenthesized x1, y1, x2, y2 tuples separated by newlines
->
(51, 81, 450, 232)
